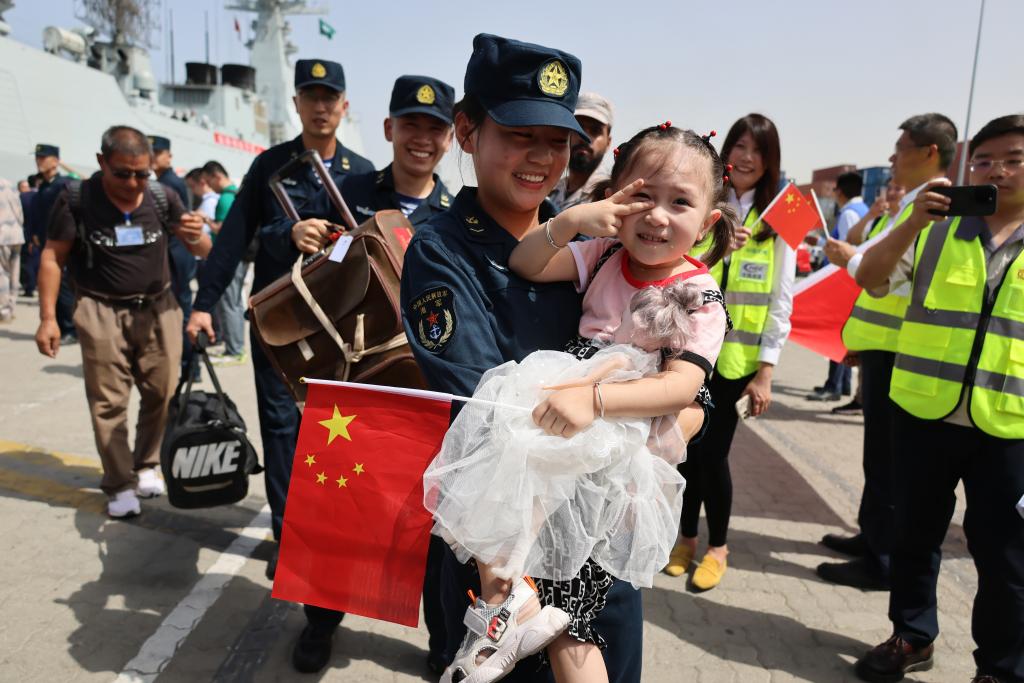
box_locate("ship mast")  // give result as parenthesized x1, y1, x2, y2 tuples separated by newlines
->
(226, 0, 324, 145)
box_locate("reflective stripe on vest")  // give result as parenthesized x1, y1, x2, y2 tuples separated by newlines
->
(889, 216, 1024, 438)
(841, 204, 915, 352)
(692, 208, 775, 379)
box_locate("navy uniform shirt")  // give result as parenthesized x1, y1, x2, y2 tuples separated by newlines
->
(193, 135, 373, 312)
(29, 175, 71, 243)
(260, 163, 452, 257)
(157, 168, 190, 207)
(400, 187, 581, 399)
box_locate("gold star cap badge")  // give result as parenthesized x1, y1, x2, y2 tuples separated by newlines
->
(416, 84, 436, 105)
(537, 60, 569, 98)
(311, 62, 327, 78)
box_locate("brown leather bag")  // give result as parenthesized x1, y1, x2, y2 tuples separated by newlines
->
(248, 151, 427, 402)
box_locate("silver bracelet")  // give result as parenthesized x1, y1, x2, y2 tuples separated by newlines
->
(185, 236, 202, 245)
(593, 382, 605, 419)
(544, 218, 565, 249)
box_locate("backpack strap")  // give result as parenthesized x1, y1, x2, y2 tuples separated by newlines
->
(147, 180, 170, 232)
(66, 179, 94, 270)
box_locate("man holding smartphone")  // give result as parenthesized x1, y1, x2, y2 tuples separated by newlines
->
(852, 115, 1024, 683)
(818, 114, 957, 594)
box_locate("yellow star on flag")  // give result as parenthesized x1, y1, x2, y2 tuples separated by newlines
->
(319, 405, 356, 445)
(785, 194, 794, 204)
(304, 454, 316, 467)
(316, 471, 327, 485)
(353, 463, 365, 475)
(336, 474, 348, 488)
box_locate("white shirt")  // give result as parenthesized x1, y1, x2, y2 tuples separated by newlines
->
(728, 188, 796, 366)
(846, 179, 939, 281)
(549, 163, 611, 212)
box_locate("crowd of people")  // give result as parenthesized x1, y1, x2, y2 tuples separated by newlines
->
(0, 28, 1020, 683)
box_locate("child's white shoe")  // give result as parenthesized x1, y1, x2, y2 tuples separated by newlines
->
(136, 468, 165, 498)
(441, 577, 569, 683)
(108, 489, 141, 518)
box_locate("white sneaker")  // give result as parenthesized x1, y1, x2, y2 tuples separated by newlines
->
(136, 468, 166, 498)
(108, 489, 141, 518)
(442, 577, 569, 683)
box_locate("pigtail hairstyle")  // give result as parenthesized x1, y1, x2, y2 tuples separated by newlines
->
(594, 123, 738, 268)
(629, 281, 703, 353)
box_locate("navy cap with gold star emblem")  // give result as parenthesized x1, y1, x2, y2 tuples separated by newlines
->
(295, 59, 346, 92)
(464, 33, 587, 140)
(33, 143, 59, 158)
(148, 135, 171, 152)
(389, 75, 455, 125)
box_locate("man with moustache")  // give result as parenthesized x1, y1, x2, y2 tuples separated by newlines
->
(548, 91, 613, 211)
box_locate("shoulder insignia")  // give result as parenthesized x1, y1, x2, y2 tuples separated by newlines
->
(411, 287, 456, 354)
(356, 205, 376, 218)
(341, 157, 351, 171)
(465, 215, 479, 225)
(281, 178, 298, 186)
(537, 60, 569, 98)
(375, 171, 385, 185)
(440, 193, 450, 208)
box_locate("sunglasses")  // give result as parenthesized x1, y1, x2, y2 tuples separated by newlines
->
(110, 168, 151, 180)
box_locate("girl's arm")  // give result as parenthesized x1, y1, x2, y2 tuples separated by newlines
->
(509, 179, 652, 283)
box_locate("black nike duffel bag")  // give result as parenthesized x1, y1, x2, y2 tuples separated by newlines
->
(160, 333, 262, 509)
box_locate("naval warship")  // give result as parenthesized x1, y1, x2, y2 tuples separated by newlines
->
(0, 0, 365, 181)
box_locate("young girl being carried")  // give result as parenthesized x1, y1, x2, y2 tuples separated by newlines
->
(428, 123, 736, 683)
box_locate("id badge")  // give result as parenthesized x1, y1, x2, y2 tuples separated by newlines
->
(115, 225, 145, 246)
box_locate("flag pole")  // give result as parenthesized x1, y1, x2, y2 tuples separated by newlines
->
(300, 378, 532, 412)
(809, 188, 829, 233)
(956, 0, 986, 184)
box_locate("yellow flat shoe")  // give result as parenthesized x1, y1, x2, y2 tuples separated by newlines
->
(691, 553, 727, 591)
(663, 542, 695, 577)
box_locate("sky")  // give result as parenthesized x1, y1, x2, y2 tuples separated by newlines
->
(6, 0, 1023, 186)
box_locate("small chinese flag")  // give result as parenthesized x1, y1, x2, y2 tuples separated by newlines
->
(761, 183, 822, 250)
(272, 382, 451, 627)
(789, 264, 862, 362)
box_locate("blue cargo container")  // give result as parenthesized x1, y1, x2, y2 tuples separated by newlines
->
(860, 166, 891, 204)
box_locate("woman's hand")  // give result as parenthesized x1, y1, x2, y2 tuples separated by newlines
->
(742, 365, 774, 417)
(560, 178, 653, 240)
(728, 225, 752, 255)
(533, 385, 597, 438)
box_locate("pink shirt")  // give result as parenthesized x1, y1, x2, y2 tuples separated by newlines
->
(568, 238, 728, 370)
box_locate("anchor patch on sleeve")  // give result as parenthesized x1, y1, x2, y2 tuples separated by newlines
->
(411, 287, 456, 354)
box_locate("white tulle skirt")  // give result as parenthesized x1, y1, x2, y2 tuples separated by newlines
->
(422, 344, 686, 589)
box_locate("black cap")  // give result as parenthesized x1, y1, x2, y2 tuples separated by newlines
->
(148, 136, 171, 152)
(295, 59, 345, 92)
(33, 143, 59, 158)
(389, 75, 455, 125)
(464, 33, 587, 140)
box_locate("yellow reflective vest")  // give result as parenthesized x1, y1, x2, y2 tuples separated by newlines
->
(889, 216, 1024, 438)
(692, 208, 776, 379)
(841, 204, 914, 352)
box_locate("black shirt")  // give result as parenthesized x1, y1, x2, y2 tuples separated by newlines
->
(48, 175, 185, 297)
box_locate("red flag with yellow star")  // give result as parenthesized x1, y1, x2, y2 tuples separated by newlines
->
(272, 382, 451, 627)
(761, 183, 822, 250)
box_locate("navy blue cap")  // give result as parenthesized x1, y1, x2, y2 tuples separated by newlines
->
(389, 75, 455, 125)
(33, 143, 59, 157)
(295, 59, 345, 92)
(148, 135, 171, 152)
(464, 33, 586, 140)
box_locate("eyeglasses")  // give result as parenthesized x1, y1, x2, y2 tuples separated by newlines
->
(970, 158, 1024, 173)
(893, 142, 927, 155)
(109, 168, 151, 180)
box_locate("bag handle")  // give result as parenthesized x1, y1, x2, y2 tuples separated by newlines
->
(175, 331, 233, 426)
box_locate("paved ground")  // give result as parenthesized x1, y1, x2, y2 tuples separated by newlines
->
(0, 293, 980, 682)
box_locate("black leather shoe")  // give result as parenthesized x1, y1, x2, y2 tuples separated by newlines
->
(821, 532, 867, 557)
(971, 676, 1002, 683)
(426, 651, 446, 675)
(855, 635, 933, 682)
(816, 558, 890, 591)
(292, 625, 334, 673)
(807, 390, 841, 401)
(265, 547, 278, 581)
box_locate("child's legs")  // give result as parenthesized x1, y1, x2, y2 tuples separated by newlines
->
(548, 634, 608, 683)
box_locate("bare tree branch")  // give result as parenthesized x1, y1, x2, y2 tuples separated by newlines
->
(77, 0, 160, 47)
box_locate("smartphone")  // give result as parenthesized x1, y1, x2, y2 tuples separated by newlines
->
(928, 184, 997, 217)
(735, 394, 752, 420)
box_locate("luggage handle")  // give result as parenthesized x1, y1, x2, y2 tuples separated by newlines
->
(175, 331, 234, 427)
(268, 149, 360, 233)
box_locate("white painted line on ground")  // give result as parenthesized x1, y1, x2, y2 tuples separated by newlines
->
(113, 505, 272, 683)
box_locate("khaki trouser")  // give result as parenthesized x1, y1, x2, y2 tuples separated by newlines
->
(74, 289, 182, 494)
(0, 244, 20, 319)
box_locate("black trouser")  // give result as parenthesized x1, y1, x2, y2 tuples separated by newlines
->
(856, 351, 895, 575)
(679, 371, 752, 547)
(168, 238, 196, 375)
(889, 407, 1024, 682)
(439, 545, 643, 682)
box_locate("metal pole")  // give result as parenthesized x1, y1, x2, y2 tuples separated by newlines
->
(204, 11, 210, 63)
(957, 0, 986, 184)
(168, 8, 175, 84)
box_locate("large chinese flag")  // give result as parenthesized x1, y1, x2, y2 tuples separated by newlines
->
(762, 184, 822, 250)
(789, 264, 862, 362)
(272, 382, 451, 627)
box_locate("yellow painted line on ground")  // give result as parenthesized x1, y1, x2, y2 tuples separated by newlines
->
(0, 439, 105, 514)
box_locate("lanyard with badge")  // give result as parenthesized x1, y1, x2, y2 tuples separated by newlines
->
(114, 211, 145, 247)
